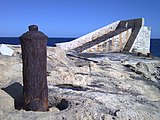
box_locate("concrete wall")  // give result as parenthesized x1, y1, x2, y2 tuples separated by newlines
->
(56, 21, 120, 51)
(83, 29, 132, 53)
(130, 26, 151, 54)
(56, 18, 151, 55)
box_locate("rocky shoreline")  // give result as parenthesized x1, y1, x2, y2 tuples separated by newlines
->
(0, 45, 160, 120)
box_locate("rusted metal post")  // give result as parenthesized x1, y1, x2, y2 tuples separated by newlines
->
(19, 25, 48, 111)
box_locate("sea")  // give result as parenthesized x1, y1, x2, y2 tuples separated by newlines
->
(0, 37, 160, 57)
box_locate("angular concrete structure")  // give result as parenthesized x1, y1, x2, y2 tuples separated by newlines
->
(57, 18, 151, 55)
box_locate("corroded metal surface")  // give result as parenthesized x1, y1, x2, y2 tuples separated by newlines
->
(19, 25, 48, 111)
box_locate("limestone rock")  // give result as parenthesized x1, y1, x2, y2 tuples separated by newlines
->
(0, 55, 22, 88)
(0, 89, 14, 111)
(0, 45, 160, 120)
(47, 47, 75, 68)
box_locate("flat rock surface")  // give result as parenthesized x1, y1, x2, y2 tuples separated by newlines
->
(0, 45, 160, 120)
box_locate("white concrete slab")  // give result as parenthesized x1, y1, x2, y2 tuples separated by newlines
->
(0, 44, 14, 56)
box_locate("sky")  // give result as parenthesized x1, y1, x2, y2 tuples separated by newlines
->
(0, 0, 160, 38)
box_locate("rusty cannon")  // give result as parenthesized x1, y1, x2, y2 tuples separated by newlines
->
(19, 25, 48, 111)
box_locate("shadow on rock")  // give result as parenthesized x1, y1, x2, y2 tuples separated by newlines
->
(2, 82, 23, 110)
(55, 84, 89, 91)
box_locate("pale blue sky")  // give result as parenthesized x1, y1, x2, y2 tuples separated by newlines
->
(0, 0, 160, 38)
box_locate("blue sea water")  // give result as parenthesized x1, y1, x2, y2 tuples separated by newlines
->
(150, 39, 160, 57)
(0, 37, 160, 57)
(0, 37, 75, 46)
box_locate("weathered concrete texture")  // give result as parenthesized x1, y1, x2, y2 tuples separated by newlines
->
(130, 26, 151, 54)
(56, 18, 151, 55)
(83, 29, 132, 53)
(56, 21, 120, 51)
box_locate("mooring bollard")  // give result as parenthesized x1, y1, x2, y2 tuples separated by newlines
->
(19, 25, 48, 111)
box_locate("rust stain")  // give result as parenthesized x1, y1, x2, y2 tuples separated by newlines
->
(88, 48, 92, 52)
(97, 44, 101, 52)
(96, 45, 98, 52)
(126, 30, 129, 40)
(119, 33, 122, 50)
(112, 37, 114, 51)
